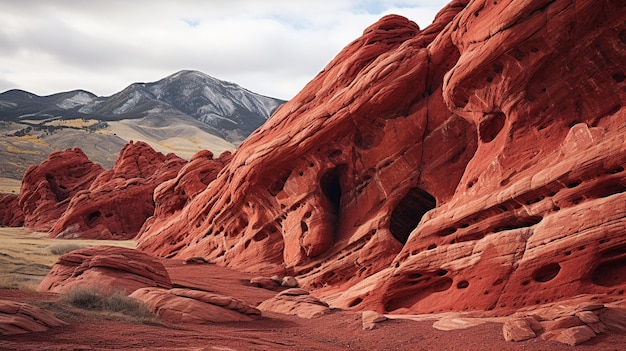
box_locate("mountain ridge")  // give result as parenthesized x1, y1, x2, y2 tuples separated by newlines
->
(0, 70, 286, 179)
(0, 70, 286, 143)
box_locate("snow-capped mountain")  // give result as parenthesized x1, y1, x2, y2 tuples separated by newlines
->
(0, 70, 285, 142)
(0, 89, 98, 120)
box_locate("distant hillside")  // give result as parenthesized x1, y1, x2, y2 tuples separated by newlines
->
(0, 70, 286, 179)
(0, 70, 285, 143)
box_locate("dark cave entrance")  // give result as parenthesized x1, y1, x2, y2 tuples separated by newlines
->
(320, 166, 345, 216)
(389, 187, 436, 244)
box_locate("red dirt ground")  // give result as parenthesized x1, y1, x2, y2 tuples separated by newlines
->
(2, 260, 625, 351)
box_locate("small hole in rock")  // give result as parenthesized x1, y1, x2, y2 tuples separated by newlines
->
(612, 73, 625, 82)
(479, 112, 506, 143)
(567, 181, 581, 188)
(533, 263, 561, 282)
(348, 298, 363, 307)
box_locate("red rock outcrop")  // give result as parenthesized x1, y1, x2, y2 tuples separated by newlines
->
(137, 149, 231, 239)
(0, 194, 24, 227)
(136, 0, 626, 316)
(0, 300, 67, 335)
(129, 287, 261, 323)
(257, 288, 331, 319)
(50, 141, 186, 240)
(16, 148, 104, 231)
(38, 246, 172, 294)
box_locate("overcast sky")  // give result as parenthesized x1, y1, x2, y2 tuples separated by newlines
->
(0, 0, 450, 100)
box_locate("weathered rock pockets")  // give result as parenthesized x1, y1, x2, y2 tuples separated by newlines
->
(3, 0, 626, 322)
(136, 0, 626, 317)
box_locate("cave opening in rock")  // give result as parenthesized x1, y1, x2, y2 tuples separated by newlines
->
(479, 111, 506, 143)
(390, 187, 436, 244)
(86, 211, 101, 228)
(320, 166, 345, 216)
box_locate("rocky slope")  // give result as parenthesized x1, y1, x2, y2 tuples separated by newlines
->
(133, 0, 626, 316)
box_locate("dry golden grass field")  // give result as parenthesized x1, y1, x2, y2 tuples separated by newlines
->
(0, 227, 135, 291)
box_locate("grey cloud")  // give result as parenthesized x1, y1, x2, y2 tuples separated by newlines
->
(0, 0, 450, 99)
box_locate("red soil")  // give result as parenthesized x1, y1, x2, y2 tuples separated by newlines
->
(2, 260, 626, 350)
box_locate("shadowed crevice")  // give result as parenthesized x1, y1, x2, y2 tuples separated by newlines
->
(390, 188, 436, 244)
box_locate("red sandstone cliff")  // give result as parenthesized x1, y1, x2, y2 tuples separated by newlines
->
(136, 0, 626, 315)
(15, 148, 104, 231)
(138, 149, 232, 238)
(50, 141, 187, 240)
(0, 194, 24, 227)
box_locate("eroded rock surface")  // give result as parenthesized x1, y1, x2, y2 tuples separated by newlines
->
(0, 194, 24, 227)
(257, 288, 331, 319)
(129, 287, 261, 323)
(135, 0, 626, 316)
(50, 141, 186, 240)
(16, 148, 103, 231)
(137, 149, 231, 241)
(0, 299, 67, 335)
(504, 297, 626, 346)
(38, 246, 172, 294)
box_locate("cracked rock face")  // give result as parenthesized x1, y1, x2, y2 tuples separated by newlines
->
(136, 0, 625, 315)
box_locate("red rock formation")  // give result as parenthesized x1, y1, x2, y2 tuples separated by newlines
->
(0, 300, 67, 335)
(136, 0, 625, 316)
(0, 194, 24, 227)
(50, 141, 186, 240)
(17, 148, 104, 231)
(257, 288, 331, 319)
(137, 149, 231, 239)
(38, 246, 172, 294)
(129, 287, 261, 323)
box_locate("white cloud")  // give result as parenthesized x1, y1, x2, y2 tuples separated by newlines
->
(0, 0, 451, 100)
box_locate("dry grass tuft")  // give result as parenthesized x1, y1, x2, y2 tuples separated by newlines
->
(60, 287, 157, 325)
(48, 243, 89, 255)
(0, 275, 40, 291)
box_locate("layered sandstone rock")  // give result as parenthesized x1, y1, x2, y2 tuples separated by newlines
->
(0, 300, 67, 335)
(504, 297, 626, 346)
(16, 148, 103, 231)
(0, 194, 23, 227)
(1, 141, 189, 241)
(129, 287, 261, 323)
(50, 141, 186, 240)
(38, 246, 172, 294)
(136, 0, 626, 316)
(257, 288, 331, 319)
(351, 0, 626, 315)
(137, 149, 231, 240)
